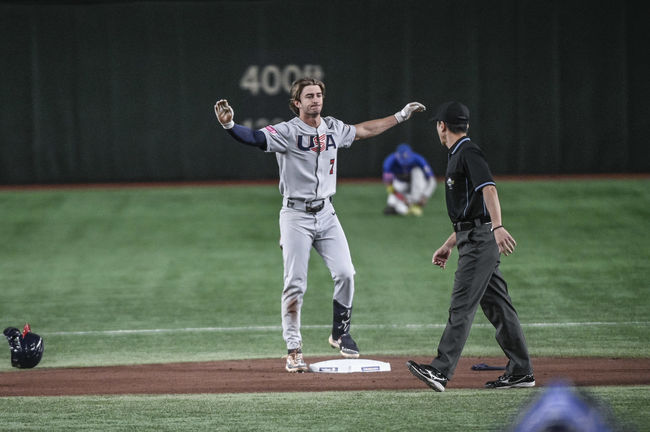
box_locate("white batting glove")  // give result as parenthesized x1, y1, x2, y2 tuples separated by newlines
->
(394, 102, 426, 123)
(214, 99, 235, 129)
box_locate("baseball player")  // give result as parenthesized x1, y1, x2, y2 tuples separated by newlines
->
(215, 77, 425, 372)
(382, 143, 436, 216)
(406, 101, 534, 391)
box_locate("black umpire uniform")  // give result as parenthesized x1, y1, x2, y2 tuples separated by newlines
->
(430, 107, 533, 381)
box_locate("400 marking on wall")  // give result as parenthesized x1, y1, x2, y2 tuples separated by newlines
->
(239, 64, 325, 96)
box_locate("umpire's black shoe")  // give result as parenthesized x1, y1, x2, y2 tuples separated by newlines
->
(484, 373, 535, 389)
(406, 360, 448, 392)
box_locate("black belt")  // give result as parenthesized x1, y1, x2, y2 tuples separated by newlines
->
(286, 197, 332, 213)
(452, 218, 491, 232)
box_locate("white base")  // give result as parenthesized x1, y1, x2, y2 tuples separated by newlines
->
(308, 359, 391, 373)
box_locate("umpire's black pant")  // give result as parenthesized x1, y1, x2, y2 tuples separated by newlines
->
(431, 223, 533, 379)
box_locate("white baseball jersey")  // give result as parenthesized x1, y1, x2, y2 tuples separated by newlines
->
(260, 116, 357, 200)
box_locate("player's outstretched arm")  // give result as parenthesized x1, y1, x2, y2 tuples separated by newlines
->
(354, 102, 426, 141)
(214, 98, 267, 149)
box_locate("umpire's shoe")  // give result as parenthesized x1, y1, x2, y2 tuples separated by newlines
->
(406, 360, 448, 392)
(484, 373, 535, 389)
(328, 334, 359, 359)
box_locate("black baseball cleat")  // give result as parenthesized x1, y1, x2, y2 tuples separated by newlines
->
(406, 360, 448, 392)
(484, 373, 535, 389)
(328, 333, 359, 359)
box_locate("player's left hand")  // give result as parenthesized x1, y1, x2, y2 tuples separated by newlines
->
(214, 99, 235, 129)
(394, 102, 426, 123)
(494, 227, 516, 256)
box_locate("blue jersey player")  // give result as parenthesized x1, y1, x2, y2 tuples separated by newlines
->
(382, 143, 436, 216)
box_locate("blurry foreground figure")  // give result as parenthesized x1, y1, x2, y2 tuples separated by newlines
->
(509, 380, 622, 432)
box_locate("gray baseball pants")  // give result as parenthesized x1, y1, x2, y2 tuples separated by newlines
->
(279, 200, 355, 350)
(431, 223, 533, 379)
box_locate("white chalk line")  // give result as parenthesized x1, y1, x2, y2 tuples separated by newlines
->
(43, 321, 650, 337)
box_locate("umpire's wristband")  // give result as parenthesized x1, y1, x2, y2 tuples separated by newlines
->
(491, 225, 504, 232)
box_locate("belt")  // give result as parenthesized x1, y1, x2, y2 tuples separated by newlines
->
(452, 218, 491, 232)
(285, 197, 332, 213)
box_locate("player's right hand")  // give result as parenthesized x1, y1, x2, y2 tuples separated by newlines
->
(215, 99, 235, 129)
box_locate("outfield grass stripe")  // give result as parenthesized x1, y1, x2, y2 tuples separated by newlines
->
(44, 326, 283, 336)
(43, 321, 650, 337)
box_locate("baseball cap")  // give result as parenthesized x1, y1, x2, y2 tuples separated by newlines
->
(430, 101, 470, 124)
(395, 143, 415, 165)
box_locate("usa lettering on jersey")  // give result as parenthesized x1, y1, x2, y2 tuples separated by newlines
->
(297, 134, 337, 152)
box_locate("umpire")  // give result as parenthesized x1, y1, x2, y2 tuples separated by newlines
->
(406, 101, 534, 391)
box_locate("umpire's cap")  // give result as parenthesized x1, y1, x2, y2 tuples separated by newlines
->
(430, 101, 470, 124)
(3, 324, 44, 369)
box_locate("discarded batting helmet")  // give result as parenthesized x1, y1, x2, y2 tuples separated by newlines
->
(3, 324, 44, 369)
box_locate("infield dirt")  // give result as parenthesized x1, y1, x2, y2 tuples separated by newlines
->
(1, 356, 649, 396)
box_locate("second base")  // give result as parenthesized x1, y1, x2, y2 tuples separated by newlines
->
(308, 359, 391, 373)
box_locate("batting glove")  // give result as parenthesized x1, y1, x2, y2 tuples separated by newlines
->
(394, 102, 426, 123)
(215, 99, 235, 129)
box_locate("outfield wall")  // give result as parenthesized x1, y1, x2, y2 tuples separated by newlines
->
(1, 0, 648, 184)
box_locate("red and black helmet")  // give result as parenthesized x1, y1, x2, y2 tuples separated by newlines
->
(3, 324, 44, 369)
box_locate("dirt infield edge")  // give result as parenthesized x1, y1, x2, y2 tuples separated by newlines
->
(1, 356, 649, 396)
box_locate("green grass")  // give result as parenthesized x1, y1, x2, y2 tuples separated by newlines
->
(1, 179, 648, 367)
(0, 387, 646, 431)
(0, 179, 649, 430)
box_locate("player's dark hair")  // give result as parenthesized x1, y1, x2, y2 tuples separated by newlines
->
(289, 78, 325, 116)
